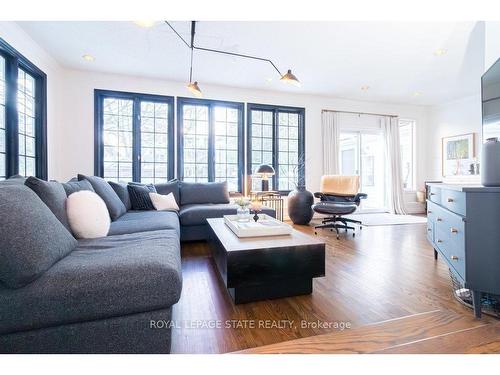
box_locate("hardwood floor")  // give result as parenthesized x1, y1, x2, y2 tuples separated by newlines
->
(237, 310, 494, 354)
(171, 220, 495, 354)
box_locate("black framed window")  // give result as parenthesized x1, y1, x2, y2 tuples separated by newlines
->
(0, 38, 47, 180)
(94, 90, 174, 183)
(0, 55, 6, 179)
(247, 103, 305, 193)
(177, 97, 244, 193)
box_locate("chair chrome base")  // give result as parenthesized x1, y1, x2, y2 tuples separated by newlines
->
(314, 216, 362, 239)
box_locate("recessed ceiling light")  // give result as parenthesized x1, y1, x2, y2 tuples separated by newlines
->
(133, 20, 157, 28)
(413, 91, 423, 97)
(82, 54, 95, 62)
(266, 77, 273, 82)
(361, 85, 370, 91)
(434, 48, 448, 56)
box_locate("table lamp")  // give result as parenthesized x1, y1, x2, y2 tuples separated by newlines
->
(255, 164, 275, 191)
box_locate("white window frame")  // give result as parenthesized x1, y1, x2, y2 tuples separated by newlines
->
(398, 118, 416, 191)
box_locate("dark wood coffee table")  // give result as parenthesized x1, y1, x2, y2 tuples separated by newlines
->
(207, 218, 326, 304)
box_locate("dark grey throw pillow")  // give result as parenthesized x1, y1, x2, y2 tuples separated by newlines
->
(128, 183, 157, 210)
(25, 176, 71, 232)
(179, 181, 230, 205)
(78, 174, 126, 221)
(154, 179, 180, 205)
(108, 181, 132, 211)
(0, 185, 77, 289)
(62, 178, 95, 197)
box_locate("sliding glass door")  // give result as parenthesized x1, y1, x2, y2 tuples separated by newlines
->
(340, 131, 386, 212)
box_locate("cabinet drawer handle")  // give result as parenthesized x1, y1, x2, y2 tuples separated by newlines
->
(428, 210, 433, 214)
(437, 239, 443, 243)
(437, 218, 442, 222)
(430, 193, 436, 196)
(450, 255, 459, 261)
(450, 228, 458, 234)
(427, 228, 432, 232)
(447, 197, 454, 203)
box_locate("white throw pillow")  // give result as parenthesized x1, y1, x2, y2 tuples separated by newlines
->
(66, 190, 111, 239)
(149, 192, 180, 211)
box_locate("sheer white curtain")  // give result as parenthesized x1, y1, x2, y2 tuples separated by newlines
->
(322, 111, 340, 174)
(382, 116, 407, 214)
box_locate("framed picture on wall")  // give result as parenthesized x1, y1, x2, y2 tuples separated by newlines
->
(442, 133, 475, 177)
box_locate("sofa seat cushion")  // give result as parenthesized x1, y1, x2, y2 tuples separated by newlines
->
(179, 203, 275, 226)
(108, 210, 179, 236)
(0, 230, 182, 335)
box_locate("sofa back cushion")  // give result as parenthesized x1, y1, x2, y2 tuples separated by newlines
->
(25, 177, 71, 232)
(154, 179, 180, 205)
(78, 174, 126, 221)
(108, 181, 132, 211)
(62, 178, 95, 197)
(128, 183, 157, 210)
(0, 185, 77, 289)
(179, 181, 230, 205)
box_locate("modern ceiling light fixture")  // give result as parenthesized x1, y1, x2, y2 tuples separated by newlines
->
(280, 69, 301, 87)
(164, 20, 301, 94)
(186, 25, 202, 97)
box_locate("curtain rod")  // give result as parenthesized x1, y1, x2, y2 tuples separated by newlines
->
(322, 109, 398, 118)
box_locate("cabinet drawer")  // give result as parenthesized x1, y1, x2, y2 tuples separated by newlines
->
(428, 186, 441, 204)
(440, 189, 466, 216)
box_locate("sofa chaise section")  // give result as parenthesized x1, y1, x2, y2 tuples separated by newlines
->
(0, 229, 182, 353)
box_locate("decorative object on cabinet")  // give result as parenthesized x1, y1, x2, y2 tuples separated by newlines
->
(426, 182, 500, 318)
(481, 137, 500, 186)
(441, 133, 475, 177)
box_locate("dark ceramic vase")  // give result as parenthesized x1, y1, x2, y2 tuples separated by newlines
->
(287, 186, 314, 225)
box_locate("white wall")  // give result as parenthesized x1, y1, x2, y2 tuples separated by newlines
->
(425, 94, 482, 180)
(58, 69, 429, 195)
(0, 22, 65, 178)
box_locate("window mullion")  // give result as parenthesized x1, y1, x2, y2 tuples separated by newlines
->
(273, 109, 279, 191)
(132, 97, 141, 182)
(5, 56, 19, 177)
(208, 104, 215, 182)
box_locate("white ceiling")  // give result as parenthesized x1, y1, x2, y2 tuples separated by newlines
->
(18, 21, 485, 105)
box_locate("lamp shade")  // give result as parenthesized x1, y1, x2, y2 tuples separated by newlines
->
(255, 164, 275, 175)
(187, 81, 202, 97)
(280, 69, 301, 87)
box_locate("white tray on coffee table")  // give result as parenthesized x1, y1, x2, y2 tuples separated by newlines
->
(223, 214, 292, 238)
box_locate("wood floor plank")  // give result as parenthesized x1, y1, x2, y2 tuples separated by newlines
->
(374, 322, 500, 354)
(235, 310, 487, 354)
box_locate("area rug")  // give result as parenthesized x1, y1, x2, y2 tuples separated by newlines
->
(343, 213, 427, 226)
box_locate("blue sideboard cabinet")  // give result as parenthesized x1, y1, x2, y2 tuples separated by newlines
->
(426, 183, 500, 318)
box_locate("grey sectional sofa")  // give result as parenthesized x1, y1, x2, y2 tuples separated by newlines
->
(0, 175, 274, 354)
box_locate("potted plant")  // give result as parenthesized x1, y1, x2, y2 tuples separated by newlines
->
(233, 197, 251, 221)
